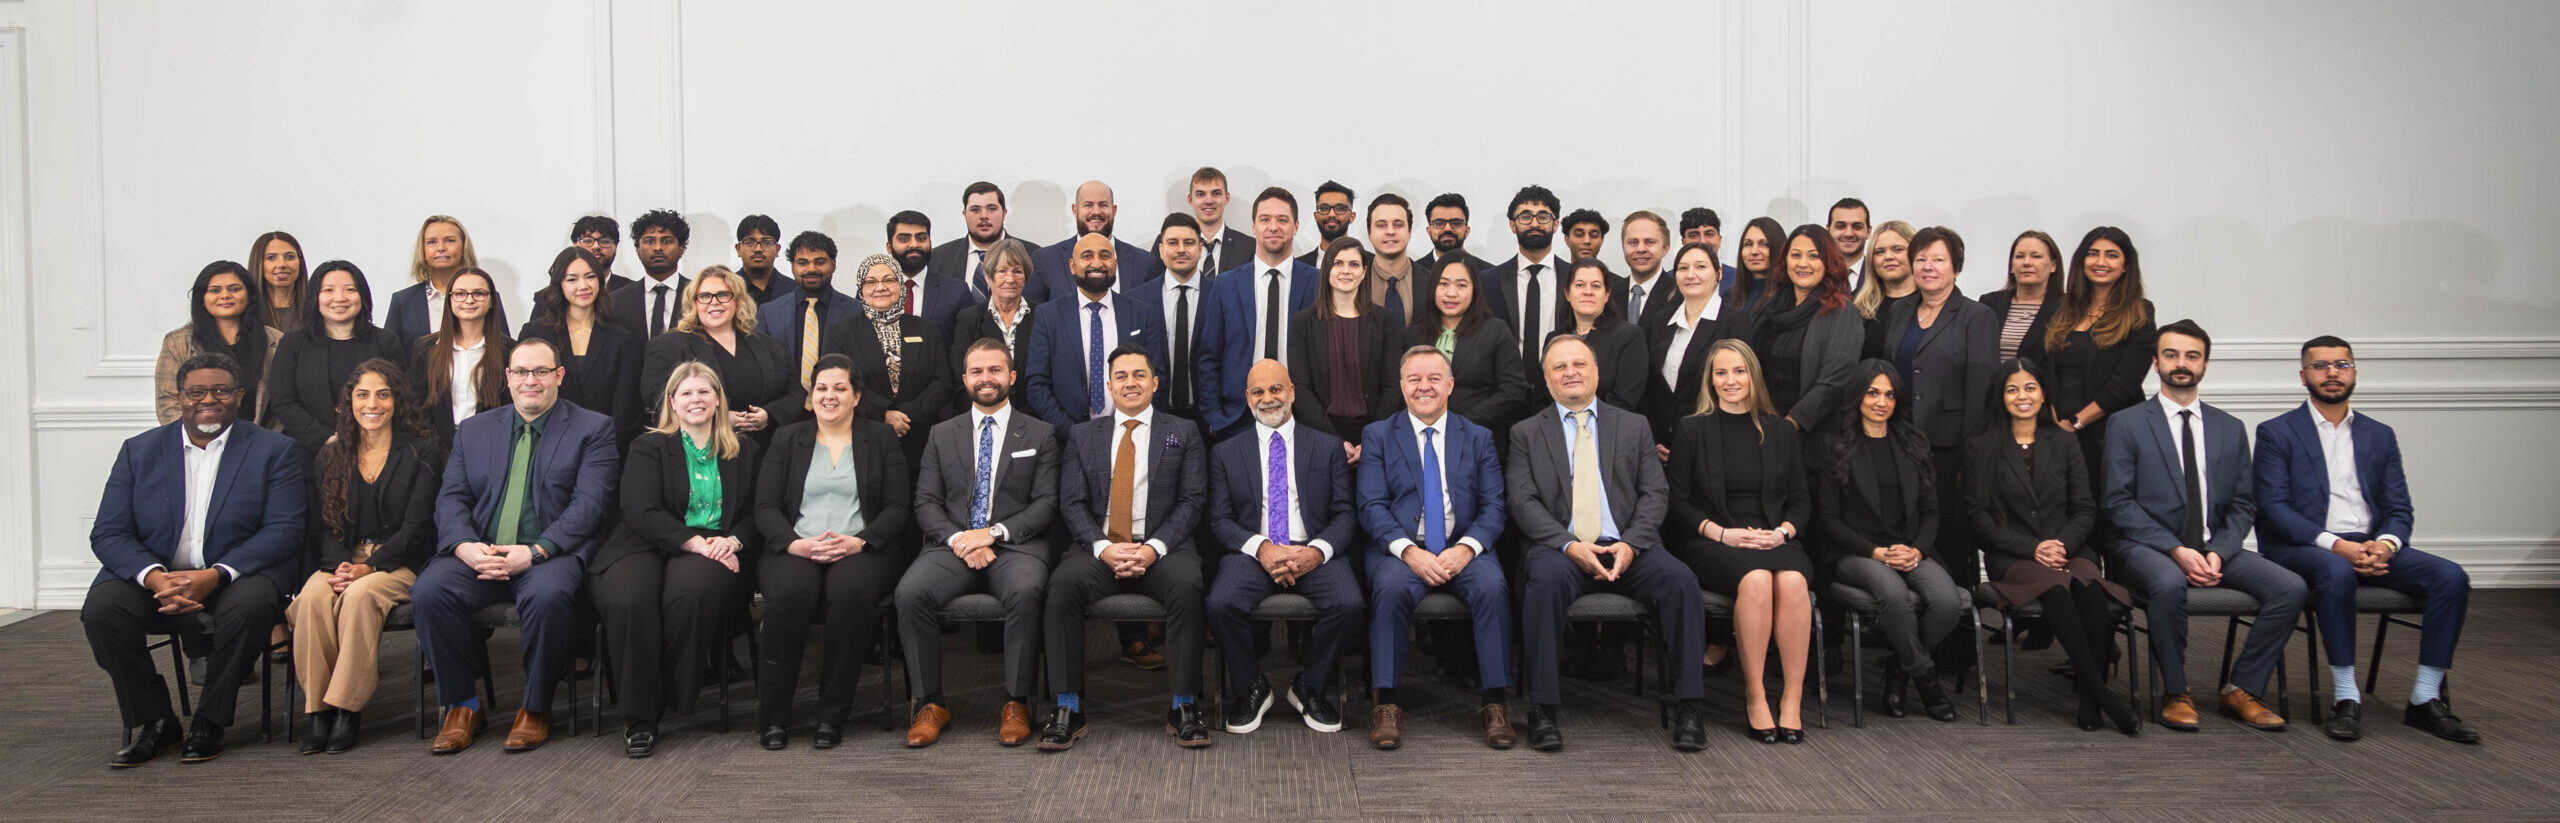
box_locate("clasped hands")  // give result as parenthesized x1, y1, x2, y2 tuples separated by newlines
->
(1703, 520, 1787, 552)
(454, 543, 537, 580)
(688, 534, 749, 572)
(1260, 542, 1322, 586)
(1870, 544, 1923, 573)
(2032, 539, 2070, 570)
(786, 531, 863, 567)
(2170, 546, 2225, 587)
(1565, 541, 1635, 582)
(141, 568, 222, 615)
(1398, 542, 1475, 586)
(948, 528, 1001, 570)
(327, 562, 378, 594)
(1102, 543, 1160, 579)
(2332, 539, 2395, 577)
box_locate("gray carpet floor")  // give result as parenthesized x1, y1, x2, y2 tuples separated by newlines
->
(3, 589, 2553, 822)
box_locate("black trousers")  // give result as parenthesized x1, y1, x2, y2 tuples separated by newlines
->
(594, 552, 746, 730)
(82, 575, 284, 728)
(1044, 549, 1205, 698)
(893, 547, 1048, 702)
(756, 549, 898, 728)
(1520, 547, 1705, 705)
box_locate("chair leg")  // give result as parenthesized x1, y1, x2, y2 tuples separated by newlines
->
(416, 646, 431, 740)
(1810, 596, 1829, 730)
(169, 644, 195, 719)
(2218, 616, 2242, 690)
(2305, 619, 2323, 722)
(1847, 610, 1864, 729)
(2365, 614, 2393, 696)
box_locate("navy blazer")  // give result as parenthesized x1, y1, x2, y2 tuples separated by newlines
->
(435, 401, 622, 560)
(1196, 258, 1321, 433)
(2252, 405, 2413, 549)
(756, 285, 861, 379)
(1212, 419, 1357, 560)
(385, 282, 511, 361)
(90, 422, 308, 593)
(1058, 411, 1207, 555)
(1027, 236, 1162, 305)
(1023, 290, 1169, 434)
(2100, 397, 2255, 559)
(1356, 411, 1504, 556)
(908, 273, 975, 344)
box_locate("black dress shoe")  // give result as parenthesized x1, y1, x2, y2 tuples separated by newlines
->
(1287, 680, 1342, 732)
(1523, 704, 1563, 752)
(327, 711, 361, 754)
(2324, 700, 2363, 741)
(1750, 725, 1780, 744)
(1777, 726, 1805, 744)
(624, 728, 657, 758)
(301, 711, 334, 755)
(2404, 699, 2480, 743)
(1880, 668, 1909, 718)
(1035, 708, 1087, 751)
(812, 723, 843, 750)
(1912, 675, 1958, 722)
(112, 716, 181, 767)
(759, 726, 788, 750)
(178, 719, 226, 763)
(1224, 677, 1274, 734)
(1671, 704, 1707, 751)
(1168, 703, 1212, 748)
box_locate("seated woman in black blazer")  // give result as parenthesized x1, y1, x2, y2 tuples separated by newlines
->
(1288, 237, 1405, 447)
(1554, 257, 1647, 414)
(1814, 360, 1963, 721)
(593, 359, 763, 758)
(287, 358, 442, 754)
(643, 265, 805, 449)
(1644, 242, 1754, 449)
(267, 261, 405, 454)
(946, 238, 1038, 413)
(1409, 257, 1528, 436)
(408, 268, 511, 443)
(1665, 339, 1815, 743)
(1965, 357, 2134, 734)
(521, 247, 644, 446)
(823, 253, 951, 473)
(751, 354, 911, 751)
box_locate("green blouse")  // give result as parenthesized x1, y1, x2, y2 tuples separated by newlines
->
(681, 431, 722, 529)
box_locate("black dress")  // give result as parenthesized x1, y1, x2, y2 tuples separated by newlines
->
(266, 329, 407, 454)
(1666, 412, 1817, 594)
(522, 321, 644, 446)
(2015, 302, 2157, 497)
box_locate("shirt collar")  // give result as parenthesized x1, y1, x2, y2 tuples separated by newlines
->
(1555, 400, 1597, 420)
(1255, 418, 1298, 444)
(513, 402, 557, 436)
(180, 423, 235, 454)
(2158, 392, 2203, 420)
(972, 404, 1009, 429)
(2306, 401, 2354, 432)
(1409, 410, 1447, 432)
(1113, 407, 1154, 430)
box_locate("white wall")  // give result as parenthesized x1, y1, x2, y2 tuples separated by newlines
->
(2, 0, 2553, 608)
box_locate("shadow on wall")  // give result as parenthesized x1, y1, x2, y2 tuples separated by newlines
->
(817, 205, 893, 262)
(1010, 180, 1070, 246)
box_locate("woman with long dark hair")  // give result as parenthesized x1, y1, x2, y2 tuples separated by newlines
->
(1730, 217, 1786, 317)
(1749, 225, 1862, 433)
(267, 261, 404, 453)
(1407, 257, 1529, 433)
(287, 359, 443, 753)
(250, 231, 309, 335)
(1814, 360, 1962, 721)
(409, 267, 511, 442)
(522, 246, 644, 444)
(156, 261, 281, 426)
(1666, 339, 1815, 743)
(1289, 237, 1405, 443)
(2015, 226, 2157, 494)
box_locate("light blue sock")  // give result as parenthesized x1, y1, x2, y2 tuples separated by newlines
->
(1171, 694, 1195, 708)
(2330, 665, 2360, 703)
(2412, 665, 2447, 705)
(1056, 692, 1080, 713)
(453, 697, 480, 712)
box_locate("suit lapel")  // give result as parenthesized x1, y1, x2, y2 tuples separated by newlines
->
(2141, 403, 2183, 502)
(1537, 408, 1572, 512)
(206, 430, 251, 541)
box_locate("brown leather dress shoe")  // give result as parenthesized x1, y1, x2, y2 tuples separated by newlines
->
(1369, 705, 1403, 749)
(430, 707, 481, 754)
(503, 710, 550, 752)
(1481, 703, 1518, 749)
(1120, 641, 1168, 671)
(906, 703, 953, 748)
(998, 701, 1034, 746)
(2221, 689, 2287, 730)
(2158, 694, 2201, 731)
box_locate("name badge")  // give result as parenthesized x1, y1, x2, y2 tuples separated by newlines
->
(1010, 449, 1037, 458)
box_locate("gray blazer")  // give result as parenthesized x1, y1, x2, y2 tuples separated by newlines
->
(1788, 306, 1865, 432)
(1504, 401, 1669, 552)
(914, 407, 1060, 561)
(2100, 398, 2255, 559)
(1881, 292, 2000, 447)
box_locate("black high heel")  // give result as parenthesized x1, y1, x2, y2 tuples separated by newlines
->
(1777, 727, 1804, 744)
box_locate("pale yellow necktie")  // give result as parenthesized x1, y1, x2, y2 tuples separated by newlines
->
(799, 298, 820, 387)
(1568, 409, 1603, 544)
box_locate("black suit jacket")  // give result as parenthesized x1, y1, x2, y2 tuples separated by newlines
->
(914, 408, 1059, 560)
(308, 435, 444, 575)
(1439, 319, 1531, 433)
(1811, 429, 1939, 567)
(639, 329, 808, 443)
(820, 313, 952, 448)
(1204, 226, 1256, 276)
(906, 272, 974, 344)
(1641, 299, 1754, 446)
(1664, 412, 1809, 550)
(1569, 319, 1649, 415)
(1057, 411, 1207, 555)
(1210, 421, 1357, 560)
(612, 275, 692, 340)
(1284, 308, 1407, 440)
(520, 320, 646, 446)
(947, 301, 1037, 412)
(596, 430, 762, 575)
(1966, 426, 2096, 579)
(1415, 250, 1492, 283)
(266, 329, 407, 453)
(1881, 292, 2000, 447)
(752, 419, 910, 557)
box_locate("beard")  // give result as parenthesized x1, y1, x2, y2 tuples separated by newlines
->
(1317, 220, 1348, 241)
(2307, 379, 2354, 404)
(1432, 231, 1464, 253)
(1517, 228, 1552, 252)
(2161, 368, 2200, 388)
(1250, 401, 1289, 429)
(970, 380, 1007, 406)
(1078, 217, 1115, 237)
(898, 249, 929, 274)
(1074, 270, 1115, 295)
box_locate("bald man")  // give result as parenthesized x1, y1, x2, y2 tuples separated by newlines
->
(1205, 359, 1363, 736)
(1026, 233, 1171, 434)
(1030, 180, 1163, 303)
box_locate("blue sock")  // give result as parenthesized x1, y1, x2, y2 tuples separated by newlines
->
(453, 697, 480, 712)
(2412, 665, 2447, 705)
(1171, 694, 1195, 708)
(1056, 692, 1080, 713)
(2330, 665, 2360, 703)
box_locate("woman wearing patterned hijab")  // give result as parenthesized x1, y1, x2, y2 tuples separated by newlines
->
(821, 252, 951, 482)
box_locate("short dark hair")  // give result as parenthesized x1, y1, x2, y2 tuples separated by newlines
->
(787, 230, 837, 260)
(633, 209, 689, 246)
(1827, 197, 1868, 220)
(178, 352, 242, 384)
(1314, 180, 1354, 202)
(886, 210, 931, 239)
(736, 214, 778, 242)
(810, 352, 864, 394)
(1679, 207, 1722, 233)
(511, 334, 562, 368)
(1426, 192, 1470, 220)
(1252, 186, 1297, 217)
(1561, 208, 1608, 234)
(1508, 185, 1560, 218)
(2300, 335, 2353, 357)
(2158, 319, 2213, 359)
(1106, 342, 1157, 374)
(570, 215, 619, 243)
(1155, 212, 1203, 258)
(962, 180, 1006, 208)
(1908, 225, 1966, 273)
(1366, 193, 1411, 224)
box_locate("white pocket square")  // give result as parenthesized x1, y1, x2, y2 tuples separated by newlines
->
(1010, 448, 1037, 458)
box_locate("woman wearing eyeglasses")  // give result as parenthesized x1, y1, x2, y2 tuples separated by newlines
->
(821, 253, 950, 474)
(641, 265, 806, 450)
(407, 267, 511, 443)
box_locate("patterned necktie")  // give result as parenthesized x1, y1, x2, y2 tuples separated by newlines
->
(2179, 410, 2205, 548)
(1107, 419, 1140, 543)
(492, 424, 532, 545)
(970, 250, 990, 300)
(1568, 409, 1603, 544)
(971, 417, 995, 529)
(1421, 426, 1446, 553)
(799, 297, 820, 387)
(1086, 302, 1107, 417)
(1266, 431, 1290, 545)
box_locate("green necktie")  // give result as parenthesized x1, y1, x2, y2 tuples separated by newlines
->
(492, 424, 532, 545)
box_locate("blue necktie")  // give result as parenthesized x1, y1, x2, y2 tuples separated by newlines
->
(971, 417, 995, 529)
(1421, 426, 1446, 553)
(1086, 301, 1107, 417)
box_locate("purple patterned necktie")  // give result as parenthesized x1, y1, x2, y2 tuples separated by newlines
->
(1267, 431, 1290, 544)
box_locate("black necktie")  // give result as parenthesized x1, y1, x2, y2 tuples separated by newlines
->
(1172, 284, 1193, 407)
(2178, 409, 2205, 548)
(1384, 276, 1404, 322)
(1522, 264, 1545, 358)
(1262, 269, 1282, 361)
(650, 284, 670, 337)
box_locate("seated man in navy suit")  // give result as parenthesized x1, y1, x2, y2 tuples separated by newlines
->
(1206, 359, 1363, 737)
(2254, 335, 2475, 743)
(1356, 347, 1517, 750)
(85, 353, 306, 766)
(1026, 232, 1166, 435)
(1038, 344, 1210, 750)
(1028, 180, 1162, 303)
(414, 336, 621, 754)
(2102, 319, 2304, 733)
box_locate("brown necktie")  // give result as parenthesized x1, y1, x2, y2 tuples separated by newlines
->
(1107, 419, 1140, 543)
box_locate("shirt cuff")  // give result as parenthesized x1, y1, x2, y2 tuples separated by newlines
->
(1385, 538, 1414, 556)
(1090, 540, 1113, 558)
(1244, 535, 1271, 560)
(2378, 535, 2403, 551)
(2315, 532, 2340, 550)
(1456, 537, 1485, 554)
(213, 564, 239, 583)
(1145, 539, 1169, 558)
(989, 523, 1010, 542)
(135, 564, 166, 587)
(529, 538, 560, 560)
(1307, 539, 1334, 563)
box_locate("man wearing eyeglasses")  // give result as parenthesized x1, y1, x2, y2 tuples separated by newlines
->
(1414, 192, 1491, 282)
(735, 214, 797, 307)
(1295, 181, 1359, 269)
(87, 353, 306, 766)
(414, 336, 621, 754)
(570, 214, 637, 293)
(2253, 336, 2477, 743)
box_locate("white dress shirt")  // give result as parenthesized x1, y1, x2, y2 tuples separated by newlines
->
(1250, 258, 1296, 362)
(1511, 249, 1559, 346)
(422, 284, 447, 336)
(1242, 419, 1336, 562)
(139, 425, 239, 584)
(1658, 293, 1723, 387)
(2158, 393, 2216, 546)
(1091, 408, 1169, 557)
(449, 336, 486, 425)
(904, 266, 935, 314)
(1384, 412, 1487, 557)
(1624, 268, 1663, 320)
(2308, 403, 2399, 549)
(948, 405, 1016, 548)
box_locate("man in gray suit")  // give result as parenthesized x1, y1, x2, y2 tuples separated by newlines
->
(1508, 334, 1709, 752)
(2102, 319, 2304, 732)
(895, 339, 1061, 748)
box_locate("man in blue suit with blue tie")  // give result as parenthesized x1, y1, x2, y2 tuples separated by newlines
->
(1198, 187, 1321, 439)
(85, 353, 306, 766)
(1026, 232, 1167, 435)
(2254, 336, 2475, 743)
(1028, 180, 1162, 303)
(415, 337, 622, 754)
(757, 231, 860, 386)
(1205, 359, 1363, 737)
(1357, 346, 1518, 750)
